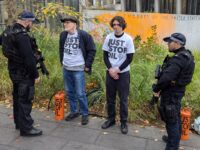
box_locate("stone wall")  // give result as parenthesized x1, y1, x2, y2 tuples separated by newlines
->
(83, 10, 200, 50)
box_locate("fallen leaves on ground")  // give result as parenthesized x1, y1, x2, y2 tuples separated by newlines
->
(134, 130, 139, 133)
(103, 132, 108, 135)
(34, 124, 40, 128)
(160, 129, 166, 132)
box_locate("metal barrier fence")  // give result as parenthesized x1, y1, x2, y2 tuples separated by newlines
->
(0, 23, 6, 32)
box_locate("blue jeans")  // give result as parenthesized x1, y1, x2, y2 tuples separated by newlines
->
(63, 68, 88, 116)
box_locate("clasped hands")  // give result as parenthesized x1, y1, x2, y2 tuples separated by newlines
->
(108, 67, 120, 80)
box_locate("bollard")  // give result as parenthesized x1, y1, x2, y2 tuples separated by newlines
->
(181, 108, 191, 140)
(54, 91, 65, 121)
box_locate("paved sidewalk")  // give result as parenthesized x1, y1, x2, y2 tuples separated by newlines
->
(0, 104, 199, 150)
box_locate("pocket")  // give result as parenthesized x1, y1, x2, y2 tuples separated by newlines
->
(28, 86, 35, 101)
(165, 105, 178, 123)
(158, 106, 166, 122)
(18, 84, 28, 97)
(10, 73, 24, 82)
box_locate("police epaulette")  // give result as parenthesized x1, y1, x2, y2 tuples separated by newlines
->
(13, 28, 27, 34)
(6, 24, 27, 34)
(175, 50, 191, 59)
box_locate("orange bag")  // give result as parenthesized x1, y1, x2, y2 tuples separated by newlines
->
(181, 108, 191, 140)
(54, 91, 65, 121)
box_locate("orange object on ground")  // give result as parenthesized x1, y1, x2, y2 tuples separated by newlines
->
(54, 91, 65, 121)
(181, 108, 191, 140)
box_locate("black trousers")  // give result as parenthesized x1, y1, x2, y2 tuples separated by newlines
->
(106, 71, 130, 123)
(160, 92, 184, 150)
(11, 77, 35, 132)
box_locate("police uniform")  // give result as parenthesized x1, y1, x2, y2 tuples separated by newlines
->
(153, 33, 195, 150)
(1, 11, 42, 136)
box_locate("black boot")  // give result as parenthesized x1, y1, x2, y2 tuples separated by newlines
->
(162, 135, 168, 143)
(65, 112, 80, 121)
(81, 115, 89, 125)
(20, 127, 43, 137)
(120, 123, 128, 134)
(101, 120, 115, 129)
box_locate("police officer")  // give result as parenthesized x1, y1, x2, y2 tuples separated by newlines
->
(153, 33, 195, 150)
(1, 11, 42, 136)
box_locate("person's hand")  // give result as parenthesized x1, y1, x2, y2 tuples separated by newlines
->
(35, 77, 40, 84)
(114, 67, 120, 74)
(113, 68, 120, 80)
(108, 68, 115, 78)
(153, 91, 160, 97)
(108, 68, 120, 80)
(85, 67, 90, 72)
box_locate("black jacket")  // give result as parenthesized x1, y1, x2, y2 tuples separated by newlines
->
(153, 47, 195, 93)
(59, 29, 96, 74)
(5, 23, 39, 79)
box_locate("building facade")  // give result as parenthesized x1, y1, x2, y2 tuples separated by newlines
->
(1, 0, 200, 28)
(85, 0, 200, 15)
(126, 0, 200, 15)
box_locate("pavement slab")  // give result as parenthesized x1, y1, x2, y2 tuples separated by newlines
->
(62, 141, 117, 150)
(0, 105, 200, 150)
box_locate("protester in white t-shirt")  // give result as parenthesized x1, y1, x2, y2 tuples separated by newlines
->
(59, 16, 96, 125)
(101, 16, 135, 134)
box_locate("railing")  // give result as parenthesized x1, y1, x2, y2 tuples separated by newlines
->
(0, 23, 6, 31)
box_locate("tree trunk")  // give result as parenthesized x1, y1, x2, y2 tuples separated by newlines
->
(5, 0, 17, 26)
(25, 0, 31, 11)
(5, 0, 17, 25)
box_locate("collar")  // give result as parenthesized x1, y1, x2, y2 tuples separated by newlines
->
(173, 47, 185, 54)
(114, 32, 124, 38)
(68, 29, 78, 35)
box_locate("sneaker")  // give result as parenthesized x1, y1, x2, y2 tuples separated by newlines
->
(65, 112, 80, 121)
(120, 123, 128, 134)
(81, 115, 89, 125)
(101, 120, 115, 129)
(162, 135, 168, 143)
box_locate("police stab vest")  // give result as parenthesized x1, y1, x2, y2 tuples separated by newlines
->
(161, 50, 195, 87)
(1, 25, 26, 63)
(176, 50, 195, 86)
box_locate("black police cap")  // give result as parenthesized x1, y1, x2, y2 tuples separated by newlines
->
(18, 10, 40, 24)
(18, 10, 35, 21)
(163, 33, 186, 45)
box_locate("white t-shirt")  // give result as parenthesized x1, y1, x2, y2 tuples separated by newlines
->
(63, 32, 85, 68)
(102, 32, 135, 73)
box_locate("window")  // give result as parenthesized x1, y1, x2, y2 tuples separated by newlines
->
(160, 0, 176, 14)
(141, 0, 154, 12)
(125, 0, 136, 11)
(116, 0, 121, 4)
(185, 0, 200, 15)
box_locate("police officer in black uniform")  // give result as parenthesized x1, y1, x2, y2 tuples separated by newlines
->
(1, 11, 42, 136)
(153, 33, 195, 150)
